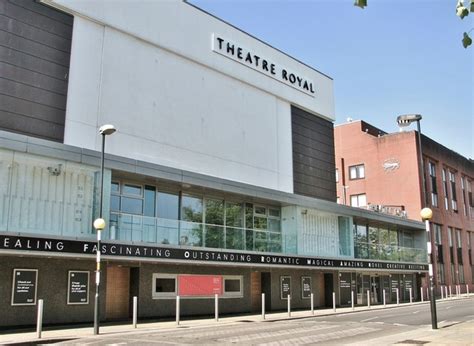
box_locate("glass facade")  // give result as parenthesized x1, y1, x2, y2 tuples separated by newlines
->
(353, 223, 426, 263)
(0, 148, 427, 263)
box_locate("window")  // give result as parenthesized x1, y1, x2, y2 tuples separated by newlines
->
(157, 192, 179, 220)
(449, 171, 457, 212)
(152, 274, 177, 298)
(437, 263, 445, 284)
(349, 164, 365, 180)
(442, 169, 449, 210)
(461, 177, 468, 216)
(223, 276, 243, 297)
(181, 195, 203, 223)
(429, 162, 438, 207)
(350, 194, 367, 207)
(110, 182, 144, 215)
(468, 180, 473, 217)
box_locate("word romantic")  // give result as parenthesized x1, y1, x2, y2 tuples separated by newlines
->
(213, 35, 315, 96)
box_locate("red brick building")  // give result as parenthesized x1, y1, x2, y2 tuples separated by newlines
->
(334, 120, 474, 293)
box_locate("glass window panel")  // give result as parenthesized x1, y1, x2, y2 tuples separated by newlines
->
(155, 278, 176, 293)
(254, 216, 267, 230)
(245, 203, 253, 229)
(110, 195, 120, 211)
(205, 225, 224, 248)
(369, 227, 378, 244)
(225, 279, 241, 292)
(255, 206, 266, 216)
(123, 184, 142, 196)
(269, 208, 280, 217)
(205, 199, 224, 225)
(121, 197, 143, 214)
(157, 192, 179, 220)
(181, 195, 203, 223)
(226, 227, 244, 250)
(111, 181, 120, 193)
(225, 202, 243, 228)
(144, 186, 156, 217)
(268, 218, 280, 232)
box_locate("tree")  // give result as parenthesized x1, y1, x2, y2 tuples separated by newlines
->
(354, 0, 474, 48)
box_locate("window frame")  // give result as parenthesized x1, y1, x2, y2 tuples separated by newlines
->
(349, 164, 365, 180)
(152, 273, 177, 299)
(350, 193, 367, 208)
(223, 275, 244, 297)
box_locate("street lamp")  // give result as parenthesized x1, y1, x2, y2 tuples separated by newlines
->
(397, 114, 437, 329)
(421, 207, 437, 330)
(94, 124, 116, 335)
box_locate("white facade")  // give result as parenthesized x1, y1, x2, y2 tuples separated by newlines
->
(43, 0, 335, 193)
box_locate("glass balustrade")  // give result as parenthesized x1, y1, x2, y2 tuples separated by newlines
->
(108, 213, 293, 254)
(354, 241, 427, 263)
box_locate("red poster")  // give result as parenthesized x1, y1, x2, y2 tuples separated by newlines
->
(178, 275, 223, 296)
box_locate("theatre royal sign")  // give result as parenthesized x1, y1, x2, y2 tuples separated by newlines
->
(212, 34, 316, 97)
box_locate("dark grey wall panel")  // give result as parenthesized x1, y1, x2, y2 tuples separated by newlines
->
(291, 106, 336, 201)
(0, 0, 72, 142)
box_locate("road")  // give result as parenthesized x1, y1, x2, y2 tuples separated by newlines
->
(45, 299, 474, 345)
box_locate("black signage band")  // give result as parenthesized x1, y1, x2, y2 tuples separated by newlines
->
(0, 234, 428, 272)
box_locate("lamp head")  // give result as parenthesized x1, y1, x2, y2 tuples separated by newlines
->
(397, 114, 422, 127)
(93, 218, 106, 230)
(99, 124, 116, 136)
(420, 207, 433, 221)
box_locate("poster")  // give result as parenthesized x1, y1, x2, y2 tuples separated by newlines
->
(11, 269, 38, 306)
(280, 276, 291, 299)
(301, 276, 312, 299)
(67, 271, 89, 304)
(178, 275, 222, 296)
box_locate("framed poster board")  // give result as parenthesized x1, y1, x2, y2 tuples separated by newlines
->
(301, 276, 312, 299)
(67, 271, 90, 304)
(280, 276, 291, 300)
(11, 269, 38, 306)
(178, 275, 222, 296)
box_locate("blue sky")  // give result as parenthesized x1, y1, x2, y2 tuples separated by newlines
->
(190, 0, 473, 159)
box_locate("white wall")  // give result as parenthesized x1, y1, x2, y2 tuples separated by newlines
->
(44, 0, 334, 192)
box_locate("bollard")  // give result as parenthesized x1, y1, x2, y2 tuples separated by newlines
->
(215, 294, 219, 322)
(457, 285, 460, 297)
(421, 287, 424, 302)
(449, 286, 452, 298)
(467, 284, 470, 296)
(262, 293, 265, 320)
(409, 288, 412, 304)
(36, 299, 43, 339)
(333, 292, 336, 312)
(445, 286, 448, 299)
(133, 296, 138, 328)
(310, 293, 314, 315)
(396, 288, 400, 305)
(383, 289, 386, 307)
(441, 286, 444, 300)
(176, 295, 180, 325)
(351, 291, 354, 311)
(287, 295, 291, 317)
(367, 290, 370, 308)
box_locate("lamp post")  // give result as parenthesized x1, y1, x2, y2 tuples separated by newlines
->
(397, 114, 437, 329)
(421, 207, 438, 329)
(93, 124, 116, 335)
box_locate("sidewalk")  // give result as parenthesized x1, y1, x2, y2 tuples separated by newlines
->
(1, 295, 473, 345)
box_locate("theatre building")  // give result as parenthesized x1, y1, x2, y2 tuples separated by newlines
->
(0, 0, 427, 327)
